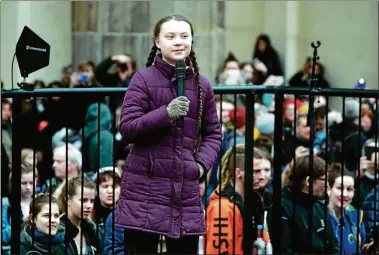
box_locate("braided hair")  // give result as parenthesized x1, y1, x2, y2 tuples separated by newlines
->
(147, 15, 203, 140)
(220, 144, 245, 190)
(189, 49, 203, 140)
(219, 145, 270, 190)
(146, 45, 158, 68)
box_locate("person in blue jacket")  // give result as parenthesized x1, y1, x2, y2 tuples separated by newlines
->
(103, 210, 125, 255)
(363, 184, 379, 253)
(327, 164, 372, 254)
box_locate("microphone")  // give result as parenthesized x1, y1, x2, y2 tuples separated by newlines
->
(175, 60, 186, 97)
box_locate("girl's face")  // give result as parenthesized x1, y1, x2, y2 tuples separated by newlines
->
(68, 187, 95, 220)
(34, 203, 60, 235)
(258, 40, 267, 52)
(99, 177, 120, 208)
(329, 176, 355, 210)
(284, 104, 295, 123)
(21, 172, 37, 198)
(155, 20, 192, 65)
(361, 115, 372, 133)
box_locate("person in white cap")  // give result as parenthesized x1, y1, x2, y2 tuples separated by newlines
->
(91, 166, 122, 254)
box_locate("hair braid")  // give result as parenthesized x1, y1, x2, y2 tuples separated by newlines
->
(189, 50, 203, 140)
(146, 45, 158, 67)
(219, 144, 245, 190)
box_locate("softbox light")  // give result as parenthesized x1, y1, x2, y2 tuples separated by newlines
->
(16, 26, 50, 78)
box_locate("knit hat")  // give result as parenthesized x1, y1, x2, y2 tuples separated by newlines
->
(254, 103, 268, 116)
(229, 108, 246, 129)
(92, 166, 122, 181)
(283, 98, 302, 111)
(298, 104, 309, 116)
(255, 113, 275, 134)
(344, 99, 360, 120)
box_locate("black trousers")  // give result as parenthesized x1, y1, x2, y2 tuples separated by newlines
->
(124, 229, 199, 255)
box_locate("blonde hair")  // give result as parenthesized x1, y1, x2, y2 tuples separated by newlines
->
(219, 144, 267, 190)
(21, 148, 35, 164)
(282, 161, 293, 188)
(8, 163, 39, 193)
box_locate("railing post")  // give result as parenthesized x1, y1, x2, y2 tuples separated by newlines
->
(243, 92, 254, 254)
(272, 93, 284, 254)
(11, 97, 22, 255)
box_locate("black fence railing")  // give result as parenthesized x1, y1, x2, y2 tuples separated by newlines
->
(2, 85, 379, 255)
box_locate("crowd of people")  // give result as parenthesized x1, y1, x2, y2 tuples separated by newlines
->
(1, 30, 379, 254)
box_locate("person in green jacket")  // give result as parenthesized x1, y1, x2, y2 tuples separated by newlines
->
(83, 103, 114, 176)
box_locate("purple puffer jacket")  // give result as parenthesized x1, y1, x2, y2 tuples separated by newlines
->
(115, 55, 222, 238)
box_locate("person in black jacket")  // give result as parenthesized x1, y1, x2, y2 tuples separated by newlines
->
(252, 34, 283, 77)
(20, 193, 69, 255)
(95, 54, 136, 88)
(288, 57, 311, 87)
(325, 99, 367, 173)
(279, 155, 340, 254)
(57, 176, 99, 254)
(95, 54, 137, 113)
(288, 60, 331, 89)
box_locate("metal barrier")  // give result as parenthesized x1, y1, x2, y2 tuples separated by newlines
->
(2, 85, 378, 254)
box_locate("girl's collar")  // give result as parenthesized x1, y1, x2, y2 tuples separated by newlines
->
(153, 54, 194, 81)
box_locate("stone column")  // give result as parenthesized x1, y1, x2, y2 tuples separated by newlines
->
(284, 1, 299, 82)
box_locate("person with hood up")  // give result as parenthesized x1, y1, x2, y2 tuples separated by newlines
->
(82, 103, 114, 176)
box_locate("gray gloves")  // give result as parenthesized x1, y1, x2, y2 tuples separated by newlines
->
(166, 96, 190, 122)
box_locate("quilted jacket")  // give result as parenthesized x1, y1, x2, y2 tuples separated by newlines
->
(363, 184, 379, 241)
(114, 55, 222, 238)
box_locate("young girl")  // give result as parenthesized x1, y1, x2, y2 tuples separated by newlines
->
(20, 193, 66, 255)
(115, 14, 222, 254)
(91, 166, 122, 253)
(57, 176, 99, 254)
(2, 163, 40, 253)
(327, 164, 371, 254)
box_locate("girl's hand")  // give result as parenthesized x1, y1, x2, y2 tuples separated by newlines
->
(363, 241, 374, 252)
